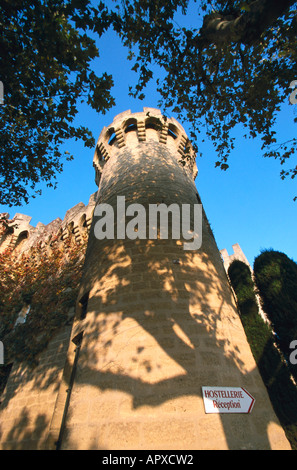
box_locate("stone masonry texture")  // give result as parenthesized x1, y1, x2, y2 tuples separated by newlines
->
(0, 108, 291, 450)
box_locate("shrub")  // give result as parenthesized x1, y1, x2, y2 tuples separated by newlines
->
(228, 259, 297, 449)
(254, 250, 297, 374)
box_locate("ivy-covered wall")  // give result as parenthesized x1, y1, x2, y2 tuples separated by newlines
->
(0, 225, 87, 389)
(0, 193, 95, 450)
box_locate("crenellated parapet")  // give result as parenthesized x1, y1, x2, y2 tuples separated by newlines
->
(220, 243, 251, 273)
(0, 193, 97, 258)
(220, 243, 268, 323)
(93, 107, 198, 186)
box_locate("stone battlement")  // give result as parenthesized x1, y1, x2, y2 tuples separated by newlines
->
(93, 107, 198, 186)
(0, 109, 291, 451)
(220, 243, 251, 272)
(0, 192, 97, 257)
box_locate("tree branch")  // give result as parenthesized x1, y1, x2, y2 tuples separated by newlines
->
(197, 0, 296, 46)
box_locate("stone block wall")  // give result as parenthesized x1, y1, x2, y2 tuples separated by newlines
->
(57, 109, 290, 450)
(0, 193, 96, 259)
(0, 324, 72, 449)
(0, 194, 96, 449)
(0, 108, 291, 450)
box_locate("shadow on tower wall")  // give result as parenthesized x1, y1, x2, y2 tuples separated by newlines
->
(0, 142, 293, 450)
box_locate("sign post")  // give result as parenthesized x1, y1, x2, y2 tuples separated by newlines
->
(202, 386, 255, 414)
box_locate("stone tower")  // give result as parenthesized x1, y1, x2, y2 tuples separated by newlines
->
(49, 107, 289, 450)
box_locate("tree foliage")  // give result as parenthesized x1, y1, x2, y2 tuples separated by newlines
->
(228, 258, 297, 449)
(228, 260, 271, 361)
(97, 0, 297, 190)
(228, 260, 258, 317)
(0, 0, 114, 206)
(1, 0, 297, 206)
(253, 249, 297, 363)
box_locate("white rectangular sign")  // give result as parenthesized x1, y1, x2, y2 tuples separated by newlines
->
(202, 386, 255, 414)
(0, 341, 3, 364)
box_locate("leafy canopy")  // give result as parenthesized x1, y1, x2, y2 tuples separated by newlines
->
(253, 249, 297, 356)
(228, 257, 297, 450)
(0, 0, 114, 206)
(1, 0, 297, 206)
(98, 0, 297, 189)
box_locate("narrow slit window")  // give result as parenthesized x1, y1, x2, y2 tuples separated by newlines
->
(108, 130, 116, 146)
(125, 123, 137, 133)
(72, 331, 84, 347)
(168, 129, 177, 140)
(78, 291, 89, 320)
(0, 363, 13, 397)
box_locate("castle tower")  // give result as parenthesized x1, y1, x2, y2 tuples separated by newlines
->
(52, 108, 290, 450)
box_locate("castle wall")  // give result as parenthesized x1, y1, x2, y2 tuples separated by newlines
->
(55, 109, 290, 450)
(0, 195, 96, 449)
(0, 193, 96, 259)
(220, 243, 251, 273)
(0, 324, 72, 449)
(220, 244, 268, 323)
(0, 108, 291, 450)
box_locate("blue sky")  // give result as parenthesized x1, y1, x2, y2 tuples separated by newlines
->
(1, 4, 296, 268)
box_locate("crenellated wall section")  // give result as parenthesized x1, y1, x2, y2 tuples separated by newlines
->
(0, 108, 291, 451)
(93, 107, 198, 186)
(0, 193, 97, 259)
(0, 194, 96, 450)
